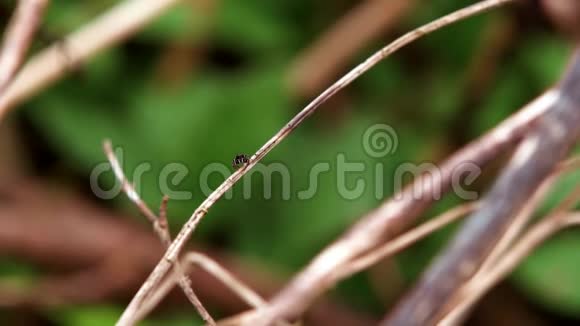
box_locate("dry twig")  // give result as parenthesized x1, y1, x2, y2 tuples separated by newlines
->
(104, 141, 215, 325)
(116, 1, 517, 325)
(0, 0, 49, 95)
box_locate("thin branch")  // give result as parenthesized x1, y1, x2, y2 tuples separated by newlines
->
(0, 0, 182, 122)
(104, 141, 215, 325)
(104, 140, 170, 245)
(385, 49, 580, 326)
(116, 1, 517, 324)
(0, 0, 49, 96)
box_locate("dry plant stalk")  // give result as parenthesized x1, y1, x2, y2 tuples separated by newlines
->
(0, 0, 183, 122)
(116, 1, 517, 324)
(103, 141, 215, 325)
(0, 0, 49, 95)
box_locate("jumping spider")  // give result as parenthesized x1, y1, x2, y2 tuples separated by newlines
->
(232, 154, 250, 169)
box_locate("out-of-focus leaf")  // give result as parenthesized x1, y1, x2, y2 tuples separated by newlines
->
(215, 0, 296, 55)
(472, 68, 527, 136)
(519, 37, 571, 87)
(26, 82, 135, 170)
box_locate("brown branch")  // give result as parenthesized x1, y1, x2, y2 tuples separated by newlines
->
(104, 141, 166, 242)
(0, 0, 183, 122)
(0, 0, 49, 96)
(103, 141, 215, 325)
(117, 2, 516, 324)
(385, 48, 580, 326)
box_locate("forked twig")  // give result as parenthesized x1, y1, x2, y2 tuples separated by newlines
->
(135, 252, 268, 324)
(0, 0, 49, 95)
(103, 141, 215, 325)
(116, 1, 517, 324)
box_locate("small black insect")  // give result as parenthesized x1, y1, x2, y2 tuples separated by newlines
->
(232, 154, 250, 168)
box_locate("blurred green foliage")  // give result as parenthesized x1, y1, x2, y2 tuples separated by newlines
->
(4, 0, 579, 323)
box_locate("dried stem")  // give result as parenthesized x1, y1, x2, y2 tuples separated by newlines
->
(0, 0, 182, 122)
(103, 141, 215, 325)
(104, 140, 170, 245)
(117, 1, 516, 324)
(0, 0, 49, 95)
